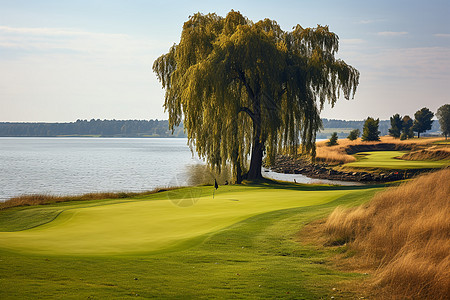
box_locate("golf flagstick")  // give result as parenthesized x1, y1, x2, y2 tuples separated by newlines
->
(213, 179, 218, 199)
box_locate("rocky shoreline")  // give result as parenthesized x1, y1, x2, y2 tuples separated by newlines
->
(269, 155, 434, 183)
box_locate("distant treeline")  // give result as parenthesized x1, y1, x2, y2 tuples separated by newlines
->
(0, 118, 440, 138)
(0, 119, 185, 137)
(319, 119, 440, 139)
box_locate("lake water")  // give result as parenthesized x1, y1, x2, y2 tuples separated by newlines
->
(0, 137, 360, 201)
(0, 138, 201, 201)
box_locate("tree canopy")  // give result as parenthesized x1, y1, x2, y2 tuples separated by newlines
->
(361, 117, 380, 141)
(388, 114, 402, 138)
(401, 115, 414, 140)
(413, 107, 434, 138)
(326, 132, 339, 146)
(347, 128, 360, 141)
(153, 11, 359, 182)
(436, 104, 450, 139)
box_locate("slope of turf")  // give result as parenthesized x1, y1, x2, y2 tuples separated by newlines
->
(344, 151, 449, 169)
(0, 183, 382, 299)
(0, 184, 369, 255)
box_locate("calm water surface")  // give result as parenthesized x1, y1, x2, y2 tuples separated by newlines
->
(0, 137, 360, 201)
(0, 138, 200, 201)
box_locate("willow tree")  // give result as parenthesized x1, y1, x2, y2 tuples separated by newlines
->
(153, 11, 359, 182)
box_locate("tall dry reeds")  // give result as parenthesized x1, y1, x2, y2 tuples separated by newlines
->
(0, 189, 172, 210)
(400, 147, 450, 161)
(325, 168, 450, 299)
(315, 142, 357, 164)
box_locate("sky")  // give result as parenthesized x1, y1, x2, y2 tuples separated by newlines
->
(0, 0, 449, 122)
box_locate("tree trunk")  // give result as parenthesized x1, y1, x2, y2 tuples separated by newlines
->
(418, 132, 420, 138)
(247, 138, 264, 180)
(247, 95, 263, 181)
(235, 161, 243, 184)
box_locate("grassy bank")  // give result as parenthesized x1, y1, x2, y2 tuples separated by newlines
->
(325, 168, 450, 299)
(315, 136, 447, 165)
(0, 182, 383, 298)
(343, 151, 449, 170)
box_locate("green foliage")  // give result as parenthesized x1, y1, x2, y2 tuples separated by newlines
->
(327, 132, 339, 146)
(436, 104, 450, 139)
(153, 11, 359, 181)
(413, 107, 434, 138)
(361, 117, 380, 141)
(401, 115, 414, 140)
(389, 114, 403, 138)
(347, 128, 360, 140)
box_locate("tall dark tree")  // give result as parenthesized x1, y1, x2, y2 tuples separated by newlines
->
(436, 104, 450, 139)
(413, 107, 434, 138)
(388, 114, 403, 138)
(401, 115, 414, 140)
(153, 11, 359, 182)
(361, 117, 380, 141)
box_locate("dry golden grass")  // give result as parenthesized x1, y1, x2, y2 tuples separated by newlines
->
(315, 141, 358, 164)
(314, 136, 447, 165)
(325, 168, 450, 299)
(0, 189, 173, 210)
(400, 147, 450, 161)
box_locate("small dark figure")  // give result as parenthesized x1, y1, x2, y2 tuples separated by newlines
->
(213, 179, 219, 199)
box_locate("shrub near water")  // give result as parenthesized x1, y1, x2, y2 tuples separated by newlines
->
(325, 169, 450, 299)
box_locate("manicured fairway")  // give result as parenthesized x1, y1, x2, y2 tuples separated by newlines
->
(344, 151, 449, 169)
(0, 183, 383, 299)
(1, 184, 365, 255)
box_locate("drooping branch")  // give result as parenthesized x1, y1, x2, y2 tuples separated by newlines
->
(239, 107, 256, 122)
(237, 69, 255, 101)
(153, 11, 360, 182)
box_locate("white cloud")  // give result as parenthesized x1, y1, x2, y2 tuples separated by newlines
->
(0, 26, 169, 122)
(0, 26, 127, 38)
(351, 47, 450, 80)
(377, 31, 408, 37)
(0, 25, 166, 60)
(321, 46, 450, 119)
(433, 33, 450, 38)
(340, 38, 365, 45)
(357, 19, 386, 24)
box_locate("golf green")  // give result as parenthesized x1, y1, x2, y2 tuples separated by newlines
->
(344, 151, 449, 169)
(0, 184, 365, 256)
(0, 183, 386, 299)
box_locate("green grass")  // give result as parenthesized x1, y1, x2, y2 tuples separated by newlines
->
(433, 139, 450, 145)
(343, 151, 450, 169)
(0, 183, 383, 299)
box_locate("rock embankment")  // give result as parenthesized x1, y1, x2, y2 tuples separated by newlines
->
(269, 155, 431, 182)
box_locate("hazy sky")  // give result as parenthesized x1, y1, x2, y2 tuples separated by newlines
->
(1, 0, 449, 122)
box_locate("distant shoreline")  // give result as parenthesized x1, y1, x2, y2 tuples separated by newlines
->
(0, 135, 185, 138)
